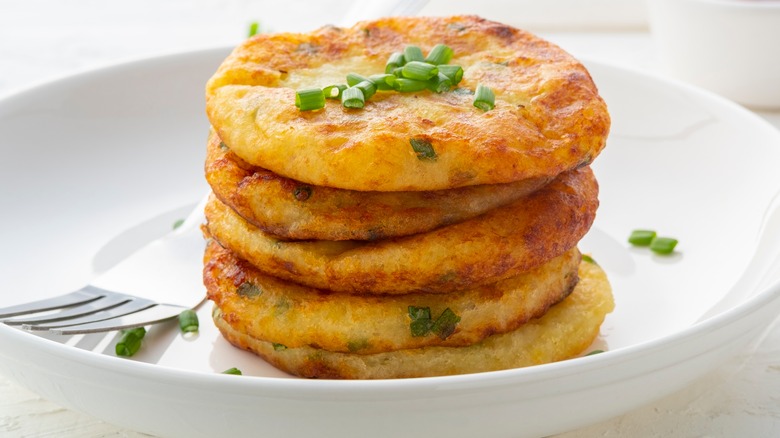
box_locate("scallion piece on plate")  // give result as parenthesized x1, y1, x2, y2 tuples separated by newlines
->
(346, 73, 372, 87)
(178, 309, 199, 333)
(393, 78, 429, 93)
(295, 88, 325, 111)
(323, 84, 347, 99)
(437, 64, 464, 85)
(385, 52, 406, 73)
(401, 61, 438, 81)
(430, 308, 461, 340)
(628, 229, 656, 246)
(650, 237, 678, 255)
(473, 83, 495, 111)
(410, 137, 437, 161)
(428, 72, 453, 93)
(222, 367, 243, 375)
(341, 87, 365, 109)
(115, 327, 146, 357)
(424, 44, 454, 65)
(403, 45, 425, 63)
(369, 74, 396, 90)
(354, 80, 377, 100)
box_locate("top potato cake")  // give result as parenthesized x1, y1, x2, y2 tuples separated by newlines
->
(206, 15, 610, 191)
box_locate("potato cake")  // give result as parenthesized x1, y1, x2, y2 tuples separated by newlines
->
(204, 239, 580, 354)
(211, 259, 614, 379)
(204, 166, 598, 294)
(206, 15, 610, 191)
(206, 129, 551, 240)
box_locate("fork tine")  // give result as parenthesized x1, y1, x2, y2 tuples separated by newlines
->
(0, 290, 102, 319)
(3, 292, 131, 325)
(21, 298, 157, 331)
(50, 303, 190, 335)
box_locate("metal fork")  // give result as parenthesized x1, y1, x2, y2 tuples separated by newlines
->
(0, 195, 208, 335)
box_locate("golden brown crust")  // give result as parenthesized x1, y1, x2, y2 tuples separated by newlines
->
(204, 239, 580, 354)
(205, 15, 610, 191)
(206, 129, 551, 240)
(211, 259, 614, 379)
(204, 166, 599, 294)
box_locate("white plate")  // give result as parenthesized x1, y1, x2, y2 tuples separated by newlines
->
(1, 49, 780, 438)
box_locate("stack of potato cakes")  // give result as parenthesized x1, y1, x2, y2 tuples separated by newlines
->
(202, 16, 614, 379)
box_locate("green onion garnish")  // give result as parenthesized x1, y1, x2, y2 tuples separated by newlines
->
(586, 349, 605, 356)
(272, 343, 288, 351)
(116, 327, 146, 357)
(391, 67, 405, 78)
(295, 88, 325, 111)
(408, 306, 434, 337)
(323, 84, 347, 99)
(237, 281, 262, 298)
(346, 73, 372, 87)
(628, 230, 656, 246)
(428, 73, 452, 93)
(178, 309, 199, 333)
(403, 45, 425, 63)
(581, 254, 597, 264)
(424, 44, 454, 65)
(172, 218, 184, 230)
(431, 308, 461, 340)
(369, 74, 396, 90)
(410, 138, 437, 161)
(354, 80, 377, 100)
(341, 87, 365, 109)
(385, 52, 405, 74)
(650, 237, 678, 255)
(401, 61, 439, 81)
(393, 78, 429, 93)
(473, 83, 495, 111)
(248, 22, 260, 37)
(437, 65, 463, 85)
(222, 367, 242, 375)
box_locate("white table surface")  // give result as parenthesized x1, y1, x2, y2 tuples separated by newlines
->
(2, 1, 780, 437)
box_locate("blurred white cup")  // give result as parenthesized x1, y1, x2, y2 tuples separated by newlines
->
(647, 0, 780, 109)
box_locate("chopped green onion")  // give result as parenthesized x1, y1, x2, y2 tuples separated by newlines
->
(431, 308, 461, 340)
(438, 65, 464, 85)
(385, 52, 405, 73)
(393, 78, 429, 93)
(428, 73, 453, 93)
(323, 84, 347, 99)
(586, 349, 605, 356)
(237, 281, 262, 298)
(172, 218, 184, 230)
(410, 138, 437, 161)
(341, 87, 365, 109)
(273, 343, 288, 351)
(473, 83, 495, 111)
(581, 254, 597, 265)
(295, 88, 325, 111)
(628, 229, 656, 246)
(178, 309, 199, 333)
(408, 306, 433, 337)
(248, 22, 260, 37)
(354, 80, 377, 100)
(346, 73, 372, 87)
(650, 237, 678, 255)
(403, 45, 425, 63)
(391, 67, 405, 78)
(116, 327, 146, 357)
(424, 44, 454, 65)
(369, 74, 396, 90)
(222, 367, 242, 375)
(401, 61, 439, 81)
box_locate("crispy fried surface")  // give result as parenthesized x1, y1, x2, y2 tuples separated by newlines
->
(204, 166, 598, 294)
(206, 129, 551, 240)
(212, 259, 614, 379)
(206, 15, 610, 191)
(204, 240, 580, 354)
